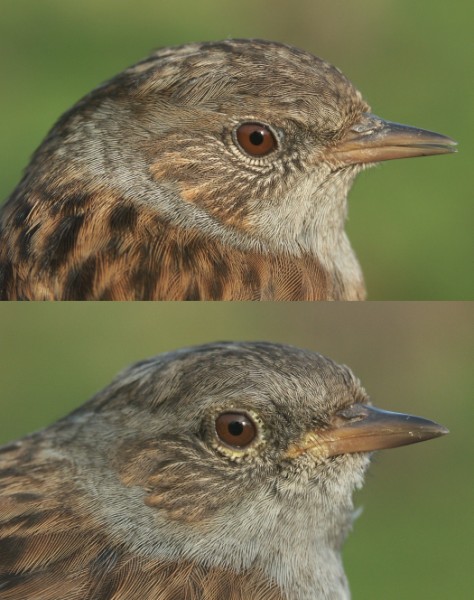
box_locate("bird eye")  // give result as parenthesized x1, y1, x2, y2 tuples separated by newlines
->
(234, 122, 277, 157)
(215, 412, 258, 448)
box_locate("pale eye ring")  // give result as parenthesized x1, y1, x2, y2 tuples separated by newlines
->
(215, 412, 258, 448)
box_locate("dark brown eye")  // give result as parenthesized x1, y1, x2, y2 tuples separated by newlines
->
(215, 412, 257, 448)
(235, 122, 277, 157)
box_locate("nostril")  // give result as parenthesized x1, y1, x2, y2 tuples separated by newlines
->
(336, 403, 369, 422)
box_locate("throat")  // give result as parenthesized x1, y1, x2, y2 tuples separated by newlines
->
(253, 502, 352, 600)
(247, 169, 366, 300)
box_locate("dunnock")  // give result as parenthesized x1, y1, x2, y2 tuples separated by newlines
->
(0, 342, 447, 599)
(0, 40, 456, 300)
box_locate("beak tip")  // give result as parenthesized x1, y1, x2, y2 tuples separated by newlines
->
(409, 421, 449, 443)
(408, 414, 449, 435)
(430, 136, 458, 155)
(448, 142, 458, 153)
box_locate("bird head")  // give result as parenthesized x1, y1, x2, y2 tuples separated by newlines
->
(58, 342, 447, 598)
(31, 40, 456, 257)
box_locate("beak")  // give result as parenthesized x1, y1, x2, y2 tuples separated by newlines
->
(285, 403, 449, 459)
(332, 112, 457, 165)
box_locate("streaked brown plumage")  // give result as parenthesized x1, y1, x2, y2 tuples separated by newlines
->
(0, 342, 447, 599)
(0, 39, 456, 300)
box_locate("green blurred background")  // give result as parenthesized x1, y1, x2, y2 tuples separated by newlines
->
(0, 303, 472, 598)
(0, 0, 472, 299)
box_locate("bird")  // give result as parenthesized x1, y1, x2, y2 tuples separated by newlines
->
(0, 39, 457, 300)
(0, 341, 448, 599)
